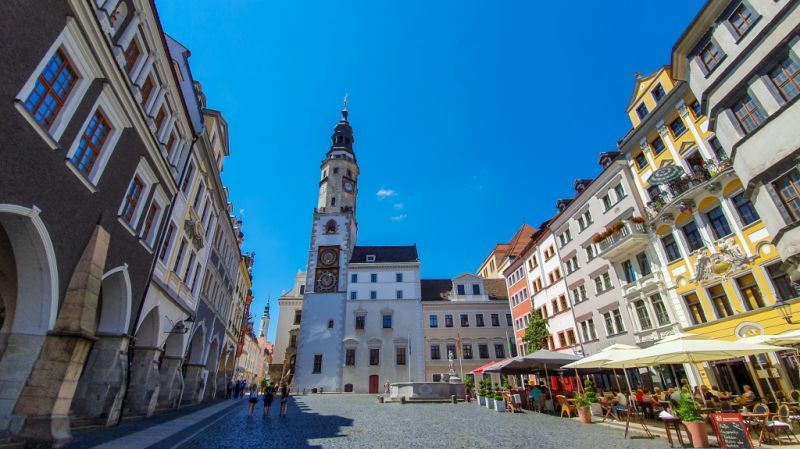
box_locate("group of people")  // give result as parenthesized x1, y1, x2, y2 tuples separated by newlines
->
(246, 381, 290, 419)
(228, 379, 254, 399)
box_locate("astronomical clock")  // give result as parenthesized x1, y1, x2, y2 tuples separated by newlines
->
(315, 246, 340, 292)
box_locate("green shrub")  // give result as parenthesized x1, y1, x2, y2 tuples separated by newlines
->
(583, 378, 598, 404)
(675, 391, 703, 422)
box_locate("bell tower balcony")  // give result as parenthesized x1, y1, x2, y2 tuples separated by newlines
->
(597, 220, 650, 263)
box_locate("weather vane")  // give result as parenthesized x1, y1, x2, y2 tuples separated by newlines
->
(343, 93, 348, 110)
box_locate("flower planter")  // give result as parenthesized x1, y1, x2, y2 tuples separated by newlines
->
(577, 407, 592, 424)
(494, 399, 506, 412)
(486, 398, 494, 409)
(477, 395, 485, 406)
(683, 421, 709, 448)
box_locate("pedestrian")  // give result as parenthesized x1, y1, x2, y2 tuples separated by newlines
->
(247, 384, 259, 419)
(384, 381, 390, 394)
(279, 383, 290, 417)
(233, 380, 241, 399)
(263, 381, 276, 418)
(226, 380, 233, 399)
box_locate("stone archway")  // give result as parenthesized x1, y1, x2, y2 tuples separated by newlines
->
(0, 206, 59, 437)
(204, 338, 220, 401)
(70, 267, 132, 426)
(156, 329, 186, 410)
(182, 325, 208, 404)
(125, 307, 162, 417)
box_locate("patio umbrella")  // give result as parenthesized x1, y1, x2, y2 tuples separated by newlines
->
(602, 334, 786, 403)
(469, 360, 504, 375)
(739, 329, 800, 347)
(562, 343, 641, 393)
(648, 164, 685, 185)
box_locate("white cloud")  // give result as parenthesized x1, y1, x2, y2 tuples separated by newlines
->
(390, 214, 407, 221)
(376, 188, 396, 199)
(393, 202, 404, 210)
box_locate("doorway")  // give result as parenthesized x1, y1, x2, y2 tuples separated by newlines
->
(369, 375, 379, 394)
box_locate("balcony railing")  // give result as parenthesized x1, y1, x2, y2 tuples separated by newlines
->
(646, 160, 733, 217)
(598, 221, 647, 253)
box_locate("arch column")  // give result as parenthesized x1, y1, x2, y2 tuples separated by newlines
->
(182, 364, 208, 404)
(156, 356, 184, 410)
(69, 335, 129, 426)
(124, 346, 162, 416)
(13, 225, 109, 446)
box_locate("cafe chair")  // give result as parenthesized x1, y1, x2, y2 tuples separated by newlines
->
(775, 405, 800, 441)
(557, 395, 576, 418)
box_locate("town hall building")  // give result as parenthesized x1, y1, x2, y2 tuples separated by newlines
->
(293, 105, 425, 393)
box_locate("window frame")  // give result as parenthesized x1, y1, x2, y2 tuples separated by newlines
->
(15, 18, 101, 146)
(769, 55, 800, 102)
(64, 87, 129, 190)
(117, 160, 158, 234)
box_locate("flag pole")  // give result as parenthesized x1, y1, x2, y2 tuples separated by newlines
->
(407, 333, 412, 382)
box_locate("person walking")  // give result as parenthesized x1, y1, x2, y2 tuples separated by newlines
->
(247, 384, 259, 419)
(226, 380, 233, 399)
(279, 383, 290, 417)
(263, 381, 276, 418)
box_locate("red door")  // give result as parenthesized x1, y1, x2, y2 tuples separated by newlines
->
(369, 375, 379, 393)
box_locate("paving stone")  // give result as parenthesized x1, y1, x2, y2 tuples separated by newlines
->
(180, 394, 651, 449)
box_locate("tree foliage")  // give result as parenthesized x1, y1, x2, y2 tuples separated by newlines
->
(521, 309, 550, 353)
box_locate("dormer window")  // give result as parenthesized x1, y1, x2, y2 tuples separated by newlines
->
(651, 84, 665, 103)
(636, 103, 649, 120)
(457, 284, 466, 295)
(366, 255, 376, 262)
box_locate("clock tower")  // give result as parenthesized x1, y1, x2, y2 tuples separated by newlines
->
(293, 103, 360, 392)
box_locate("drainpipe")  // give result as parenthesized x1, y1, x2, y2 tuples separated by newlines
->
(117, 137, 198, 423)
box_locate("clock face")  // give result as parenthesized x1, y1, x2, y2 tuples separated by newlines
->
(343, 181, 354, 193)
(317, 271, 337, 291)
(319, 249, 337, 267)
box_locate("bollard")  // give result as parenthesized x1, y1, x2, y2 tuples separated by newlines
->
(378, 396, 384, 403)
(400, 396, 406, 404)
(451, 395, 457, 404)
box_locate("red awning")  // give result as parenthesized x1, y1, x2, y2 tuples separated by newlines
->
(469, 359, 507, 375)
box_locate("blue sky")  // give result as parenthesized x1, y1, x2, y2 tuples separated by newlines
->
(155, 1, 704, 341)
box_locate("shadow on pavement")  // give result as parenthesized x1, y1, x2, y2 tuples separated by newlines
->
(176, 396, 354, 449)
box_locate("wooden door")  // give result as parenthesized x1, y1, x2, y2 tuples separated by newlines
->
(369, 375, 379, 393)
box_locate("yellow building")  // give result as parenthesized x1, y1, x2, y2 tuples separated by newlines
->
(618, 66, 799, 397)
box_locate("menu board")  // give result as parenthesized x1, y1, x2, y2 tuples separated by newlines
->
(709, 413, 754, 449)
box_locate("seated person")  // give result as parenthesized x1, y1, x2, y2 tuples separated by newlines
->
(612, 391, 628, 420)
(653, 387, 663, 402)
(530, 384, 543, 403)
(669, 387, 683, 405)
(634, 389, 645, 404)
(739, 385, 756, 406)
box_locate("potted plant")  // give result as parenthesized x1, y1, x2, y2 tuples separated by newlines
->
(581, 378, 601, 420)
(676, 390, 708, 448)
(493, 392, 506, 412)
(465, 377, 474, 403)
(573, 378, 597, 424)
(485, 381, 495, 409)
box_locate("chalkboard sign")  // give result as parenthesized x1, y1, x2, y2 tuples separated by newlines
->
(709, 413, 754, 449)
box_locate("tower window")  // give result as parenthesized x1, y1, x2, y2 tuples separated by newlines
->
(331, 197, 336, 206)
(347, 169, 352, 177)
(328, 319, 334, 329)
(333, 167, 339, 174)
(325, 219, 337, 234)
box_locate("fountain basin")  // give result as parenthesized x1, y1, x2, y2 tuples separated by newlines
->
(389, 381, 465, 402)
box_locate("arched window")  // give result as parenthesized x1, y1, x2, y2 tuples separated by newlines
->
(325, 219, 337, 234)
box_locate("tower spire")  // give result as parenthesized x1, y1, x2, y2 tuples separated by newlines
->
(329, 99, 354, 157)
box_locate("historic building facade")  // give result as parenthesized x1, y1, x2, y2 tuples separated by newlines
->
(342, 246, 424, 393)
(0, 1, 183, 444)
(673, 0, 800, 285)
(617, 64, 789, 391)
(421, 276, 512, 381)
(269, 271, 305, 384)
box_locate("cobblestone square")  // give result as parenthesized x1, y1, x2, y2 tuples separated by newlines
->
(182, 395, 651, 449)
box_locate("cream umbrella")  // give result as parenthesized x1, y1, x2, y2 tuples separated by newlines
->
(562, 343, 641, 393)
(740, 329, 800, 347)
(603, 334, 786, 403)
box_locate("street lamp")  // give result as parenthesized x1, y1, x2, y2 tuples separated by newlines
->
(777, 302, 794, 324)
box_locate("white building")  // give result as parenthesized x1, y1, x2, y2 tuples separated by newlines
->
(342, 246, 425, 393)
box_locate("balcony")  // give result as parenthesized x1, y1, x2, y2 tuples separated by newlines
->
(597, 221, 650, 262)
(646, 160, 734, 220)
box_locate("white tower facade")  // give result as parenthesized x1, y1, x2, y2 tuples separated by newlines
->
(293, 106, 359, 392)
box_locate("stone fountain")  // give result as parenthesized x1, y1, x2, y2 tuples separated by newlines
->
(388, 351, 465, 402)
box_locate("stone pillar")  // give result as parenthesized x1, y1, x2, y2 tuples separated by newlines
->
(12, 226, 109, 446)
(182, 364, 208, 404)
(70, 335, 129, 426)
(215, 370, 229, 399)
(156, 356, 183, 410)
(124, 347, 161, 417)
(204, 370, 217, 402)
